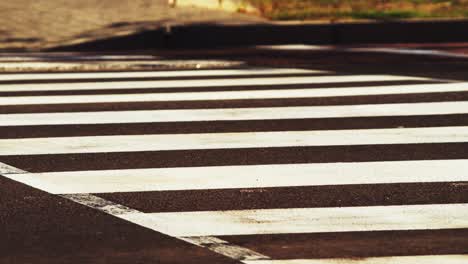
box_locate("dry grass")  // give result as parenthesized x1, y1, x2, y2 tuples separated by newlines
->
(246, 0, 468, 21)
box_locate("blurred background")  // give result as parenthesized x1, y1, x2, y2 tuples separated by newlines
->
(0, 0, 467, 51)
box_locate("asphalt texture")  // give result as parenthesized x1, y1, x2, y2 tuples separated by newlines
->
(1, 47, 468, 263)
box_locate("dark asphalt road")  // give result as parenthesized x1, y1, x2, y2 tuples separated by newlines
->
(1, 48, 468, 263)
(0, 177, 237, 264)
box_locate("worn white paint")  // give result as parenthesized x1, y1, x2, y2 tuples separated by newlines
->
(1, 126, 468, 156)
(3, 101, 468, 126)
(0, 161, 26, 174)
(0, 68, 325, 81)
(62, 193, 140, 215)
(244, 255, 468, 264)
(133, 203, 468, 236)
(0, 60, 244, 70)
(5, 160, 468, 194)
(0, 75, 429, 92)
(184, 236, 269, 261)
(2, 82, 468, 106)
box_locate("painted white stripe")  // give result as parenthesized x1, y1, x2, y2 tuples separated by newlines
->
(0, 126, 467, 156)
(1, 82, 467, 106)
(0, 68, 325, 81)
(0, 75, 429, 92)
(4, 160, 468, 194)
(126, 203, 468, 236)
(2, 101, 468, 126)
(244, 255, 468, 264)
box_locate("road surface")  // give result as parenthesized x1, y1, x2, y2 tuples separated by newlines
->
(1, 54, 468, 263)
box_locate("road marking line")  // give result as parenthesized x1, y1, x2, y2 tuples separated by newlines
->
(244, 255, 468, 264)
(138, 204, 468, 236)
(1, 82, 467, 106)
(185, 236, 269, 261)
(0, 68, 326, 81)
(0, 75, 430, 92)
(2, 101, 468, 126)
(61, 193, 139, 215)
(0, 161, 26, 174)
(1, 126, 467, 155)
(4, 160, 467, 194)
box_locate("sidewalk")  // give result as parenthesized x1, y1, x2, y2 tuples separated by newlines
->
(0, 0, 264, 51)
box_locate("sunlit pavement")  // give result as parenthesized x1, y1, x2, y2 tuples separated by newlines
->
(1, 48, 468, 263)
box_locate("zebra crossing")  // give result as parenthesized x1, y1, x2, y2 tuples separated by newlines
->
(1, 64, 468, 263)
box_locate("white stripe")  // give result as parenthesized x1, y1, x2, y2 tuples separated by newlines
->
(1, 82, 467, 106)
(0, 68, 324, 81)
(0, 126, 467, 156)
(127, 204, 468, 236)
(244, 255, 468, 264)
(0, 75, 429, 92)
(5, 160, 468, 194)
(2, 101, 468, 126)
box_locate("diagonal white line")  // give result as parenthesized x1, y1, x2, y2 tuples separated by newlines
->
(0, 161, 26, 174)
